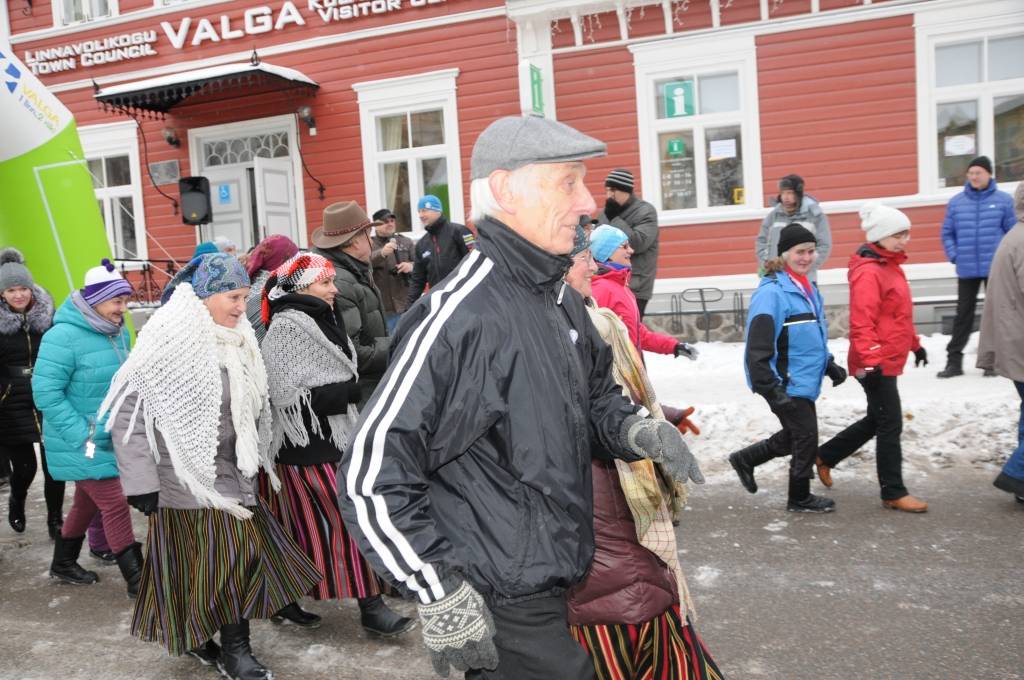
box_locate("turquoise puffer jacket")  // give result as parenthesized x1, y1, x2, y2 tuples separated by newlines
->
(31, 297, 131, 481)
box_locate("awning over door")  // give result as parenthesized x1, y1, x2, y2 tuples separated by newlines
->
(94, 62, 318, 116)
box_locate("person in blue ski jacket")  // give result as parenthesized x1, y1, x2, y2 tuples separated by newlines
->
(728, 223, 846, 513)
(937, 156, 1016, 378)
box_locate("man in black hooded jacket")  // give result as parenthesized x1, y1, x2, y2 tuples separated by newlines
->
(339, 116, 704, 680)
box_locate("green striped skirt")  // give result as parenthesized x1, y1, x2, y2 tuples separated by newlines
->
(130, 501, 322, 656)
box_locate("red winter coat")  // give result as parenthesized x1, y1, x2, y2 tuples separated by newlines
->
(846, 243, 921, 377)
(591, 266, 677, 356)
(566, 460, 678, 625)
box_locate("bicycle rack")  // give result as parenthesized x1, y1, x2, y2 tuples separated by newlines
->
(681, 287, 724, 343)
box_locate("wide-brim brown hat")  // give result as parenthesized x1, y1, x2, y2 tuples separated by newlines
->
(311, 201, 379, 249)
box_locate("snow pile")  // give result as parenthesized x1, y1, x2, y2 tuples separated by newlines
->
(645, 333, 1017, 485)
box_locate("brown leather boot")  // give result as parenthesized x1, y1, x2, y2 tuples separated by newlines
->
(882, 495, 928, 513)
(816, 457, 833, 488)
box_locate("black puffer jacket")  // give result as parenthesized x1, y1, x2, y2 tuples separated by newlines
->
(0, 286, 54, 444)
(339, 217, 639, 608)
(405, 216, 475, 306)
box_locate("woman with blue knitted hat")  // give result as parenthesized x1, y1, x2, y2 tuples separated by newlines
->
(101, 253, 320, 680)
(31, 258, 142, 595)
(590, 224, 699, 362)
(0, 248, 61, 538)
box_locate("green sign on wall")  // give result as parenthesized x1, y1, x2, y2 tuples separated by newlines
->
(530, 64, 544, 115)
(666, 137, 686, 156)
(662, 80, 694, 118)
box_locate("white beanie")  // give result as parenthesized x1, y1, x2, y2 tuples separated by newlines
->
(860, 202, 910, 242)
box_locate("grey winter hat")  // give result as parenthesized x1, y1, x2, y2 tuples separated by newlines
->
(0, 248, 34, 291)
(470, 115, 607, 180)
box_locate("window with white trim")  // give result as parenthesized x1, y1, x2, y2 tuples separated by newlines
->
(932, 32, 1024, 188)
(53, 0, 118, 26)
(633, 35, 763, 218)
(79, 123, 147, 262)
(353, 69, 464, 235)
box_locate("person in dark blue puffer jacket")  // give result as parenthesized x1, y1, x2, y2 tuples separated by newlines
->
(938, 155, 1016, 378)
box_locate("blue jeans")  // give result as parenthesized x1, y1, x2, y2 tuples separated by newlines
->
(1002, 381, 1024, 481)
(384, 312, 401, 335)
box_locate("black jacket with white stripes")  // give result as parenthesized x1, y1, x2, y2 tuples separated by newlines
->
(338, 216, 640, 608)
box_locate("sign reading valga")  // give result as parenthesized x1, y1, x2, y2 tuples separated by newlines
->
(23, 0, 447, 74)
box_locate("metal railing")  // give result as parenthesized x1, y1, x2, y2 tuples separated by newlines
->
(116, 259, 179, 306)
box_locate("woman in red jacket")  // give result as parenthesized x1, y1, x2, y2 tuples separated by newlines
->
(589, 224, 698, 361)
(816, 203, 928, 513)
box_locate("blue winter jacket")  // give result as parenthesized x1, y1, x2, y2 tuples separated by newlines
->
(941, 179, 1016, 279)
(31, 297, 131, 482)
(744, 270, 830, 401)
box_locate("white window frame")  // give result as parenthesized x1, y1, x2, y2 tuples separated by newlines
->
(632, 33, 763, 223)
(51, 0, 119, 28)
(78, 120, 147, 263)
(353, 68, 464, 239)
(915, 0, 1024, 197)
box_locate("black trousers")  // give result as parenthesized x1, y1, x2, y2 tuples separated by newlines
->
(1, 443, 65, 513)
(946, 277, 986, 358)
(465, 595, 595, 680)
(818, 376, 909, 501)
(761, 397, 819, 482)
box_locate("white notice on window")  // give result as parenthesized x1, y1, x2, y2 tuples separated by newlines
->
(709, 138, 737, 160)
(944, 134, 975, 157)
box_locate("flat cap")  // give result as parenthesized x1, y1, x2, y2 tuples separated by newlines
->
(470, 115, 607, 180)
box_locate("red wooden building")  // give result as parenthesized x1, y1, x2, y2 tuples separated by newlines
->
(4, 0, 1022, 308)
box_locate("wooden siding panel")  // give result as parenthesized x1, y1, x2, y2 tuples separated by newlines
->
(757, 15, 917, 204)
(626, 3, 667, 39)
(554, 45, 641, 199)
(720, 0, 762, 26)
(769, 0, 810, 19)
(655, 204, 950, 279)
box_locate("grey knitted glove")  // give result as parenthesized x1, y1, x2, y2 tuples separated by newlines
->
(621, 415, 705, 484)
(418, 580, 498, 677)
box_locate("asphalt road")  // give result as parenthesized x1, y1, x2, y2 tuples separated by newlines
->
(0, 466, 1020, 680)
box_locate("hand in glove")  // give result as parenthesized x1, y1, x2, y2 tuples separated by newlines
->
(674, 342, 699, 361)
(913, 347, 928, 367)
(662, 405, 701, 436)
(127, 492, 159, 516)
(419, 580, 498, 677)
(826, 360, 848, 387)
(856, 366, 883, 389)
(620, 415, 705, 484)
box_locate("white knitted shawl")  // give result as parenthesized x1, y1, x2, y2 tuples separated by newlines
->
(261, 307, 359, 457)
(99, 283, 276, 519)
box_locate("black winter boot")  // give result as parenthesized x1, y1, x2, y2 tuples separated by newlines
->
(186, 640, 221, 667)
(115, 542, 144, 598)
(786, 477, 835, 513)
(46, 509, 63, 541)
(217, 620, 272, 680)
(937, 355, 964, 378)
(50, 535, 99, 585)
(728, 441, 776, 494)
(358, 595, 416, 637)
(270, 602, 321, 628)
(8, 495, 26, 533)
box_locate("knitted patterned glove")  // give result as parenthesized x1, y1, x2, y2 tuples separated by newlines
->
(418, 580, 498, 677)
(621, 415, 705, 484)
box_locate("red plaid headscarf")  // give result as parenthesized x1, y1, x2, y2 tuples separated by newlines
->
(260, 252, 335, 325)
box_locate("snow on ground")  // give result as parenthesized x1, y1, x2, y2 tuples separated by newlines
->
(644, 332, 1017, 487)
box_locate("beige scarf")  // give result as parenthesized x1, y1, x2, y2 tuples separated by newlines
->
(586, 305, 696, 620)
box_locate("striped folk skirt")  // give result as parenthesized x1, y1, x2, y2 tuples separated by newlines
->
(131, 501, 322, 656)
(258, 463, 388, 601)
(570, 605, 725, 680)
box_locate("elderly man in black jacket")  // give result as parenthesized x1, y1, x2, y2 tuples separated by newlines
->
(339, 115, 704, 680)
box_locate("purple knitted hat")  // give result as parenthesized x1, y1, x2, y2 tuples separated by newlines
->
(81, 259, 133, 306)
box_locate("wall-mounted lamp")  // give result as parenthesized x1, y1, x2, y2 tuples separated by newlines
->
(161, 127, 181, 148)
(297, 105, 317, 137)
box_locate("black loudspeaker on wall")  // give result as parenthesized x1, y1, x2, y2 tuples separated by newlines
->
(179, 176, 212, 225)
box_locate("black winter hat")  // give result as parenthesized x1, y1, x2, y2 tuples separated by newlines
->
(967, 156, 993, 174)
(605, 168, 635, 193)
(778, 174, 804, 200)
(372, 208, 395, 222)
(777, 222, 817, 256)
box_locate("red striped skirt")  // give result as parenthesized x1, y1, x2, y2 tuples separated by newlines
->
(570, 605, 725, 680)
(259, 463, 388, 601)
